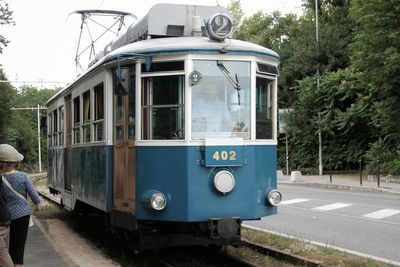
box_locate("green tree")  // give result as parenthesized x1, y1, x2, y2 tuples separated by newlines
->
(285, 68, 373, 171)
(350, 0, 400, 175)
(227, 0, 244, 30)
(8, 86, 58, 171)
(0, 1, 16, 142)
(276, 0, 356, 172)
(0, 0, 15, 54)
(0, 68, 16, 142)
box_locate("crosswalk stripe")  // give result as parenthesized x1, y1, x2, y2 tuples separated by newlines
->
(363, 209, 400, 219)
(280, 198, 310, 205)
(313, 203, 352, 211)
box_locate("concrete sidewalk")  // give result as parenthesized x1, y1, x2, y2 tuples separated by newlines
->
(24, 217, 76, 267)
(278, 172, 400, 195)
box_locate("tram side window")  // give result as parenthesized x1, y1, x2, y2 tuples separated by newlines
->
(142, 75, 185, 140)
(73, 96, 80, 144)
(94, 83, 104, 141)
(82, 90, 91, 142)
(47, 113, 52, 147)
(52, 109, 58, 146)
(128, 76, 135, 140)
(58, 106, 64, 146)
(256, 76, 274, 139)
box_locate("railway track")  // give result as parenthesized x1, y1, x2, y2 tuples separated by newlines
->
(37, 188, 62, 206)
(153, 245, 264, 267)
(36, 186, 324, 266)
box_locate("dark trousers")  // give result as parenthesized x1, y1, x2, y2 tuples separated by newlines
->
(9, 215, 29, 264)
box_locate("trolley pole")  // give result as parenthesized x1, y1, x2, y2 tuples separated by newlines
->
(10, 105, 47, 172)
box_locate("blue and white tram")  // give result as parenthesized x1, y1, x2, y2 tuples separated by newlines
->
(47, 3, 281, 248)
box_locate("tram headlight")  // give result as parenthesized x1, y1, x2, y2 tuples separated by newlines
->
(151, 193, 167, 210)
(214, 170, 235, 194)
(266, 190, 282, 206)
(141, 191, 167, 211)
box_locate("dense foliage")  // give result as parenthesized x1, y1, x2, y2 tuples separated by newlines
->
(0, 0, 14, 54)
(232, 0, 400, 175)
(0, 79, 58, 171)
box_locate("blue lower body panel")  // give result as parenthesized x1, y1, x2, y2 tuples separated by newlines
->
(48, 145, 113, 212)
(48, 148, 65, 191)
(72, 145, 113, 211)
(136, 145, 277, 222)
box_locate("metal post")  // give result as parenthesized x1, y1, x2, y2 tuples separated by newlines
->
(318, 130, 323, 175)
(359, 158, 363, 186)
(285, 132, 289, 175)
(315, 0, 323, 176)
(37, 105, 42, 172)
(329, 158, 332, 183)
(377, 159, 380, 187)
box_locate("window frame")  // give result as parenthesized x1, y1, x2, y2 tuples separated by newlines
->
(58, 106, 64, 146)
(255, 71, 277, 140)
(82, 90, 91, 143)
(94, 82, 105, 142)
(73, 96, 81, 144)
(141, 74, 185, 140)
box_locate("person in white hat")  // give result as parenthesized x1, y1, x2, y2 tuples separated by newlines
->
(0, 144, 41, 267)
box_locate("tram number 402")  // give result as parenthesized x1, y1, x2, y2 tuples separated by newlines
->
(212, 150, 237, 161)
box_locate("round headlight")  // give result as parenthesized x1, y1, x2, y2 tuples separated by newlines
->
(151, 193, 167, 210)
(214, 170, 235, 194)
(267, 190, 282, 206)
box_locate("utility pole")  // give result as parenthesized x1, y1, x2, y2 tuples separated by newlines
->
(315, 0, 323, 176)
(10, 105, 47, 172)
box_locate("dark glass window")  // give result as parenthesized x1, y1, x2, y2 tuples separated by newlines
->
(142, 75, 185, 140)
(94, 83, 104, 141)
(256, 77, 274, 139)
(73, 96, 80, 144)
(257, 63, 278, 75)
(141, 61, 184, 72)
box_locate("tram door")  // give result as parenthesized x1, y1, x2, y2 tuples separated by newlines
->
(113, 74, 136, 212)
(64, 95, 72, 191)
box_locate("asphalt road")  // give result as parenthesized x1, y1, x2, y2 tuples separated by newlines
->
(244, 184, 400, 264)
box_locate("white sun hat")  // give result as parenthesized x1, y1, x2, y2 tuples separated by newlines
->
(0, 144, 24, 162)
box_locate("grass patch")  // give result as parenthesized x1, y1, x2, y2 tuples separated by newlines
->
(34, 204, 69, 220)
(242, 227, 395, 267)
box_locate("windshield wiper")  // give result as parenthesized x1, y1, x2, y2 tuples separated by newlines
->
(217, 61, 241, 105)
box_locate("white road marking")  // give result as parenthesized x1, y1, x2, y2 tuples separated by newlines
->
(279, 198, 310, 205)
(363, 209, 400, 220)
(313, 203, 352, 211)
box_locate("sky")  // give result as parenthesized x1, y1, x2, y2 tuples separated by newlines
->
(0, 0, 303, 88)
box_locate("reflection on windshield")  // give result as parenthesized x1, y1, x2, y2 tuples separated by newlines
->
(191, 60, 250, 140)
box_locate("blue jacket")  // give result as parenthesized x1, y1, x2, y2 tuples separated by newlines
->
(3, 171, 41, 220)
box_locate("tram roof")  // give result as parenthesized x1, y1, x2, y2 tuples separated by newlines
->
(107, 36, 279, 60)
(48, 37, 279, 105)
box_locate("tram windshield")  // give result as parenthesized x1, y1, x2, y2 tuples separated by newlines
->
(191, 60, 251, 140)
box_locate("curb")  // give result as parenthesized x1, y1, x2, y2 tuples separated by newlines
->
(279, 180, 400, 195)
